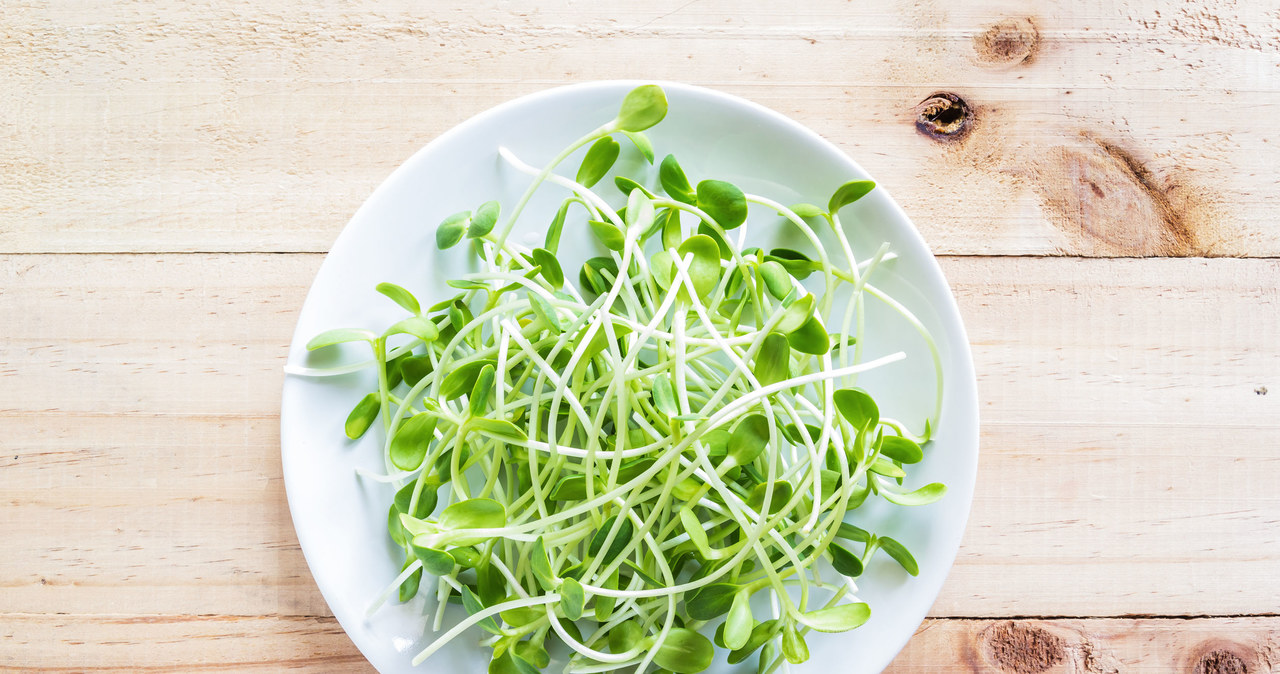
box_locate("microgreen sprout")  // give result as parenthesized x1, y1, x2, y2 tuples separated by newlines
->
(291, 84, 946, 673)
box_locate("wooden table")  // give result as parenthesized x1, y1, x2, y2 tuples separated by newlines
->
(4, 1, 1278, 671)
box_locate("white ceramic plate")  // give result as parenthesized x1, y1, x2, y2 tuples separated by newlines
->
(282, 81, 978, 674)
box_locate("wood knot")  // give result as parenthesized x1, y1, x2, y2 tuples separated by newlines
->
(979, 621, 1066, 674)
(1030, 134, 1202, 256)
(975, 17, 1040, 66)
(915, 92, 973, 142)
(1194, 649, 1247, 674)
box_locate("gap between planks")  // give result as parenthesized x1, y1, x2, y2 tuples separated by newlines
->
(4, 251, 1280, 260)
(4, 614, 1280, 673)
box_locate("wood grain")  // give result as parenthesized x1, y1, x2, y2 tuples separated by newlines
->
(3, 0, 1278, 255)
(5, 0, 1280, 669)
(3, 253, 1276, 619)
(1, 614, 371, 672)
(4, 615, 1278, 672)
(890, 617, 1280, 673)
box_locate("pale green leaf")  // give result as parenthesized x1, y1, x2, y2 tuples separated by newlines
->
(588, 219, 625, 251)
(375, 282, 421, 314)
(306, 328, 375, 351)
(384, 316, 440, 342)
(577, 137, 621, 188)
(724, 589, 754, 650)
(531, 248, 564, 288)
(754, 333, 791, 387)
(776, 294, 814, 334)
(786, 316, 830, 355)
(676, 234, 721, 301)
(654, 628, 714, 674)
(726, 414, 769, 467)
(390, 412, 438, 471)
(344, 392, 380, 440)
(436, 210, 471, 249)
(879, 482, 947, 506)
(760, 260, 792, 300)
(438, 497, 507, 531)
(828, 180, 876, 214)
(622, 130, 655, 163)
(614, 84, 668, 132)
(468, 200, 501, 238)
(790, 202, 826, 218)
(559, 577, 584, 621)
(797, 602, 871, 633)
(659, 154, 695, 205)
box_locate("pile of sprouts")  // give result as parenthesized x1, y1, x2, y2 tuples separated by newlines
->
(291, 85, 945, 674)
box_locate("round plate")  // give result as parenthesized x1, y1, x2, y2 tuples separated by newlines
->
(282, 81, 978, 674)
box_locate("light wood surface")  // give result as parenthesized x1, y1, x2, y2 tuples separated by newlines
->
(3, 0, 1278, 671)
(7, 615, 1280, 673)
(5, 0, 1279, 256)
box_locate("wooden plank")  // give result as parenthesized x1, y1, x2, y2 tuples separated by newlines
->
(2, 254, 1276, 619)
(1, 255, 328, 617)
(0, 614, 372, 672)
(3, 1, 1278, 255)
(889, 617, 1280, 673)
(939, 255, 1280, 616)
(3, 615, 1278, 672)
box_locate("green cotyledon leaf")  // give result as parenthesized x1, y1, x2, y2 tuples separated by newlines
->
(796, 602, 871, 633)
(375, 282, 421, 315)
(468, 200, 501, 238)
(834, 387, 879, 433)
(676, 234, 721, 302)
(653, 628, 714, 674)
(623, 130, 655, 163)
(880, 435, 924, 464)
(877, 535, 920, 575)
(441, 359, 497, 400)
(436, 210, 470, 249)
(389, 412, 438, 471)
(660, 154, 696, 205)
(827, 179, 876, 214)
(559, 577, 584, 621)
(727, 619, 780, 664)
(344, 392, 380, 440)
(305, 328, 375, 351)
(614, 84, 669, 132)
(695, 180, 748, 230)
(531, 247, 564, 288)
(577, 137, 621, 188)
(753, 333, 790, 387)
(725, 414, 769, 468)
(723, 588, 754, 650)
(685, 583, 738, 620)
(437, 498, 507, 531)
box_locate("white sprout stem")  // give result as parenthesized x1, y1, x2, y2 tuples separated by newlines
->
(503, 353, 904, 541)
(865, 282, 945, 426)
(411, 594, 561, 665)
(565, 354, 905, 600)
(365, 559, 423, 618)
(490, 123, 612, 246)
(283, 341, 418, 377)
(498, 146, 625, 230)
(746, 194, 838, 314)
(668, 253, 827, 533)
